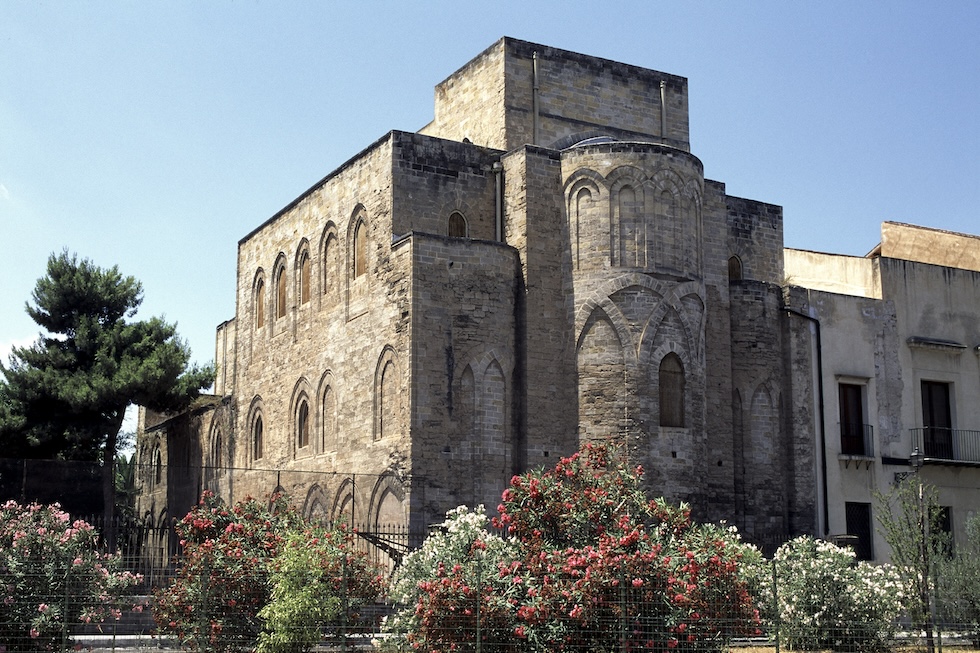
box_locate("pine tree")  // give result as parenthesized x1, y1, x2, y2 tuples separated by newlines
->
(0, 251, 213, 544)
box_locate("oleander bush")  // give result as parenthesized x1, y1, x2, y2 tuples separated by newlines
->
(154, 491, 383, 653)
(761, 536, 904, 652)
(0, 500, 142, 653)
(384, 444, 763, 652)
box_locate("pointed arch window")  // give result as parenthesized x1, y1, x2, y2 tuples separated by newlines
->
(659, 353, 685, 427)
(253, 414, 264, 461)
(448, 212, 468, 238)
(254, 277, 265, 328)
(297, 399, 310, 449)
(299, 252, 311, 304)
(322, 233, 337, 297)
(275, 265, 287, 318)
(728, 256, 743, 282)
(153, 446, 163, 485)
(353, 220, 368, 278)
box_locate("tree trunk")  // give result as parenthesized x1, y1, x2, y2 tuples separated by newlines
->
(101, 410, 125, 552)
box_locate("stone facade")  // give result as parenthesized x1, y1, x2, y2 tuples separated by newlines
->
(137, 38, 979, 562)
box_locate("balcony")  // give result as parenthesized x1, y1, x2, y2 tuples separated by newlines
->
(840, 422, 874, 457)
(910, 427, 980, 465)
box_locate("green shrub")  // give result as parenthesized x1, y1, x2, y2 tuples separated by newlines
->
(154, 492, 383, 653)
(257, 526, 385, 653)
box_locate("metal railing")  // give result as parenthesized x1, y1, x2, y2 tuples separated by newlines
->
(840, 422, 874, 457)
(911, 427, 980, 464)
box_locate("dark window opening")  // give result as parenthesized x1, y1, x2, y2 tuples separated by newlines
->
(728, 256, 743, 281)
(448, 212, 467, 238)
(845, 501, 873, 561)
(922, 381, 952, 458)
(839, 383, 868, 455)
(659, 353, 685, 427)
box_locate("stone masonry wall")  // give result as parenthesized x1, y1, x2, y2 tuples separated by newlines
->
(232, 134, 414, 526)
(405, 233, 519, 522)
(419, 40, 508, 150)
(423, 38, 690, 153)
(502, 146, 580, 473)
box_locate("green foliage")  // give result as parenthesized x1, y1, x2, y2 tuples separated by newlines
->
(257, 527, 385, 653)
(760, 536, 904, 652)
(154, 492, 384, 653)
(0, 250, 213, 461)
(385, 444, 762, 653)
(874, 476, 949, 649)
(0, 500, 143, 652)
(937, 514, 980, 645)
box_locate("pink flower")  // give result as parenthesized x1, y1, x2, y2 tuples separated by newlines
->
(30, 628, 39, 639)
(38, 603, 49, 613)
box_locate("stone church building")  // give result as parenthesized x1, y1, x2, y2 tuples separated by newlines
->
(137, 37, 980, 563)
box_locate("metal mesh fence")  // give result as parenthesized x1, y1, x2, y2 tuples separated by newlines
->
(2, 457, 980, 651)
(2, 548, 980, 652)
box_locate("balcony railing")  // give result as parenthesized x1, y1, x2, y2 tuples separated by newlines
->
(910, 427, 980, 464)
(839, 422, 873, 457)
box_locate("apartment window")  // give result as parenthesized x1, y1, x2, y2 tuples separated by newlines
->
(935, 505, 952, 539)
(659, 353, 685, 427)
(922, 380, 952, 458)
(448, 211, 468, 238)
(839, 383, 868, 455)
(845, 502, 873, 561)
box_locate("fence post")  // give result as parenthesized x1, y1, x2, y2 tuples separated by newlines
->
(475, 552, 482, 653)
(771, 558, 779, 653)
(61, 565, 70, 652)
(620, 571, 627, 653)
(340, 554, 349, 653)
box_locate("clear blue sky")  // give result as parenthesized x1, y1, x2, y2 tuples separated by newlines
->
(2, 1, 978, 370)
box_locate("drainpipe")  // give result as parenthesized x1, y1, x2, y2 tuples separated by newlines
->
(492, 161, 503, 242)
(660, 80, 668, 141)
(532, 52, 540, 146)
(784, 305, 829, 537)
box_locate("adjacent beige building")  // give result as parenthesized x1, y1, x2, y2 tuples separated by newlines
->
(136, 38, 979, 563)
(785, 222, 980, 560)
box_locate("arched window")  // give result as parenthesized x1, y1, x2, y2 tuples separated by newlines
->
(275, 265, 287, 318)
(353, 220, 368, 278)
(254, 277, 265, 328)
(253, 415, 264, 461)
(379, 361, 395, 439)
(659, 353, 685, 427)
(299, 252, 311, 304)
(448, 211, 467, 238)
(322, 386, 336, 449)
(322, 232, 337, 297)
(211, 427, 223, 469)
(728, 256, 743, 282)
(297, 399, 310, 449)
(153, 446, 163, 485)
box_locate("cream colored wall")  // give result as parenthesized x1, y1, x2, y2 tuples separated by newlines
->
(880, 257, 980, 547)
(880, 221, 980, 273)
(795, 243, 980, 561)
(784, 249, 880, 298)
